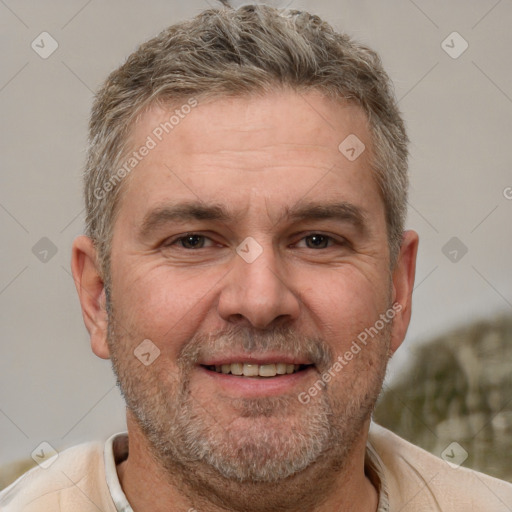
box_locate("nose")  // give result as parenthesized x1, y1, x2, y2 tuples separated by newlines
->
(217, 241, 301, 329)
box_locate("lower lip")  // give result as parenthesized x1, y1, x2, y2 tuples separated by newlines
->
(198, 365, 316, 397)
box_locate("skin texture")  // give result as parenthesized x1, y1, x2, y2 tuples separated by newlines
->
(72, 89, 418, 512)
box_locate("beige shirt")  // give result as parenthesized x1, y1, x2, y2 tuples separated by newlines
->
(1, 423, 511, 511)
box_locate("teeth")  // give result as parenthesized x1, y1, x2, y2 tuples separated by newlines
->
(209, 363, 304, 377)
(258, 364, 277, 377)
(243, 363, 259, 377)
(230, 363, 243, 375)
(276, 363, 287, 375)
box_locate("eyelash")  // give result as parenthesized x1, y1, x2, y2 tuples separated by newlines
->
(163, 232, 346, 250)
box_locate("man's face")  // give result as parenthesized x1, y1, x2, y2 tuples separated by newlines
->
(105, 90, 401, 484)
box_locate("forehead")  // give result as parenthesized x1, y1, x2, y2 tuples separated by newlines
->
(116, 90, 381, 226)
(137, 91, 370, 160)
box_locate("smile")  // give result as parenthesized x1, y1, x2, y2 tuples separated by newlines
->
(203, 363, 311, 377)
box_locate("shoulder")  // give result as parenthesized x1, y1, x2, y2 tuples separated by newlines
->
(368, 422, 512, 511)
(0, 441, 116, 512)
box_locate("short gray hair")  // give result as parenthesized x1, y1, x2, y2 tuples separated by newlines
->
(84, 3, 409, 284)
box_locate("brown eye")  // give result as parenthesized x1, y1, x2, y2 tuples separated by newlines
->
(178, 234, 207, 249)
(304, 234, 332, 249)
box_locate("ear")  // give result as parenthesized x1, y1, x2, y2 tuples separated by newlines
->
(71, 235, 110, 359)
(389, 230, 419, 355)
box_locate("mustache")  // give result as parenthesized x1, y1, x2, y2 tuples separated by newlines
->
(177, 324, 333, 370)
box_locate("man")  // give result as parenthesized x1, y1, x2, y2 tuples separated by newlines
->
(1, 2, 511, 511)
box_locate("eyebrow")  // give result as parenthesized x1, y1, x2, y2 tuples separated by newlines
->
(138, 202, 234, 239)
(280, 201, 366, 230)
(138, 200, 367, 240)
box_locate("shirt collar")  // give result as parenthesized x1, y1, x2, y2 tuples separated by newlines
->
(365, 430, 391, 512)
(104, 433, 133, 512)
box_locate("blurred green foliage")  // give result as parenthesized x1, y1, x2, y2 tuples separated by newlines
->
(375, 314, 512, 482)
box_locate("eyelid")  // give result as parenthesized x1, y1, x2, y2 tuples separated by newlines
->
(292, 232, 347, 247)
(163, 232, 216, 248)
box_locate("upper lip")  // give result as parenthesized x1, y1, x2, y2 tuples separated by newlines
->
(199, 353, 313, 366)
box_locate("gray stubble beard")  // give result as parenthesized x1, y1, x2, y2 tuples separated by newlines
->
(107, 314, 391, 510)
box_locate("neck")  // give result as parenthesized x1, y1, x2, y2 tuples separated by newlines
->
(117, 416, 378, 512)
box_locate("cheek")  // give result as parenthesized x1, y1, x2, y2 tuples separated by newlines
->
(111, 263, 222, 355)
(301, 267, 389, 345)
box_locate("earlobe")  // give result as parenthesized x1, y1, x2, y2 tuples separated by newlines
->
(389, 230, 419, 355)
(71, 235, 111, 359)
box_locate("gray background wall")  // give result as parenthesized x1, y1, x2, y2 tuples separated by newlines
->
(1, 0, 511, 467)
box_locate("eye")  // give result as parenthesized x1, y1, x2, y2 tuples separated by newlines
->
(297, 234, 336, 249)
(169, 233, 214, 249)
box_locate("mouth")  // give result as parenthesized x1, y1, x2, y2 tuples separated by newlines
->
(202, 363, 312, 378)
(197, 358, 316, 397)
